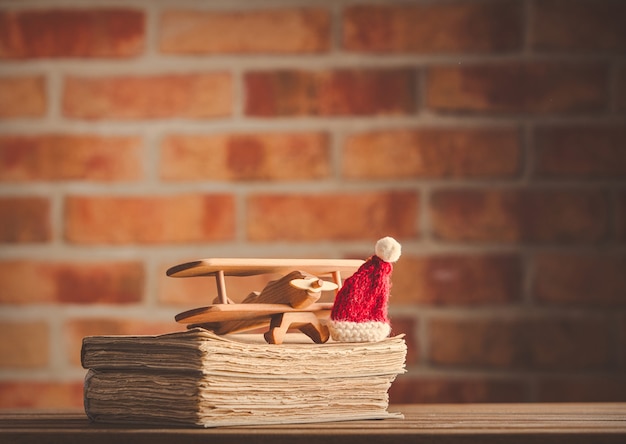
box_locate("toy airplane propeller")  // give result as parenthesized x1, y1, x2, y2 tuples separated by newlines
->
(167, 258, 363, 345)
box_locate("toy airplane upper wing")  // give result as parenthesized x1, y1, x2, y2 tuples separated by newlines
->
(166, 257, 364, 278)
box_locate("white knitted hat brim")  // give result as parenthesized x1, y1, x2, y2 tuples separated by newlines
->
(328, 320, 391, 343)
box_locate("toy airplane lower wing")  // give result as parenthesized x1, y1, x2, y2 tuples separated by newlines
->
(167, 258, 363, 344)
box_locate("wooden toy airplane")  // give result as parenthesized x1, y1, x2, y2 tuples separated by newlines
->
(167, 258, 364, 345)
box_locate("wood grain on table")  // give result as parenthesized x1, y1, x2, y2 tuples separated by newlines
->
(1, 403, 625, 444)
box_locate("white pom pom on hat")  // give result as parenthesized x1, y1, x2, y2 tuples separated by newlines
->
(375, 236, 401, 263)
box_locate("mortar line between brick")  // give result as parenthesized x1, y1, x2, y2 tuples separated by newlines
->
(416, 67, 427, 115)
(4, 114, 625, 135)
(49, 303, 181, 321)
(143, 130, 161, 184)
(2, 179, 625, 202)
(46, 307, 68, 377)
(605, 188, 619, 245)
(521, 249, 535, 308)
(608, 312, 624, 372)
(331, 129, 344, 182)
(607, 61, 622, 114)
(10, 236, 626, 266)
(143, 0, 160, 58)
(4, 241, 623, 263)
(522, 0, 533, 56)
(414, 305, 623, 321)
(329, 1, 343, 55)
(0, 369, 62, 382)
(617, 315, 626, 373)
(50, 190, 65, 247)
(235, 190, 248, 244)
(46, 71, 63, 123)
(526, 375, 539, 402)
(520, 122, 534, 183)
(419, 184, 431, 242)
(231, 68, 245, 120)
(143, 254, 159, 307)
(4, 53, 617, 78)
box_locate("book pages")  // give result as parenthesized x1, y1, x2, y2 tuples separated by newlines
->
(82, 329, 406, 427)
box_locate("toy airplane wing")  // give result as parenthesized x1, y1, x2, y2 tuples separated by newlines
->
(174, 302, 334, 324)
(166, 258, 364, 278)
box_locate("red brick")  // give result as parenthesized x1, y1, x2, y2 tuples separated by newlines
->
(533, 125, 626, 178)
(247, 191, 418, 241)
(65, 194, 235, 244)
(161, 133, 330, 181)
(0, 381, 84, 409)
(426, 62, 607, 114)
(0, 9, 144, 59)
(343, 2, 521, 53)
(537, 376, 626, 402)
(0, 321, 48, 368)
(430, 189, 608, 243)
(533, 253, 626, 307)
(65, 318, 185, 367)
(0, 134, 142, 181)
(160, 8, 329, 54)
(343, 128, 520, 180)
(0, 260, 144, 304)
(532, 0, 626, 53)
(245, 68, 415, 117)
(392, 254, 522, 305)
(388, 317, 418, 365)
(428, 316, 613, 371)
(0, 197, 50, 243)
(0, 75, 46, 118)
(63, 73, 232, 119)
(389, 377, 526, 404)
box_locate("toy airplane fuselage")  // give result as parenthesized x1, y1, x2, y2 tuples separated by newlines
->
(167, 258, 364, 344)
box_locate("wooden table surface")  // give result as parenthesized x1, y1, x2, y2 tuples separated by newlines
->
(1, 403, 625, 444)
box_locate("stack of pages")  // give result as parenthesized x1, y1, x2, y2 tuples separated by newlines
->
(82, 328, 407, 427)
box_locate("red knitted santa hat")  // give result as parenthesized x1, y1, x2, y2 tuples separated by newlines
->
(328, 236, 401, 342)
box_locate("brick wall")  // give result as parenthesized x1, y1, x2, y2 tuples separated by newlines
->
(1, 0, 625, 408)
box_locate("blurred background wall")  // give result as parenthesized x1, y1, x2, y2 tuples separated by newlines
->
(1, 0, 625, 408)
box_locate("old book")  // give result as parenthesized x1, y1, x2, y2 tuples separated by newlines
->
(82, 328, 407, 427)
